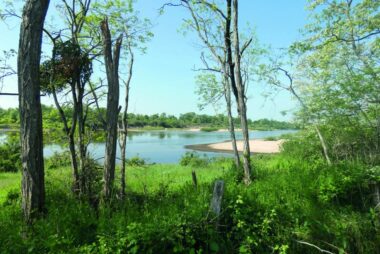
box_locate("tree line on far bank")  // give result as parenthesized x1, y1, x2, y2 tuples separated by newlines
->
(0, 106, 298, 131)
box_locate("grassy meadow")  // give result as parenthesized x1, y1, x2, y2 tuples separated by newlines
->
(0, 146, 379, 253)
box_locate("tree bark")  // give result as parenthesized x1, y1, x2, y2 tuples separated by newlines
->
(18, 0, 50, 223)
(101, 18, 123, 200)
(222, 64, 240, 168)
(232, 0, 252, 184)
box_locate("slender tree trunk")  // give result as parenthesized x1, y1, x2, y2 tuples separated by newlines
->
(288, 86, 332, 165)
(222, 64, 240, 168)
(76, 80, 88, 194)
(18, 0, 50, 223)
(51, 86, 80, 192)
(119, 96, 128, 199)
(314, 125, 332, 165)
(119, 44, 133, 199)
(232, 0, 252, 184)
(225, 0, 239, 103)
(101, 18, 123, 200)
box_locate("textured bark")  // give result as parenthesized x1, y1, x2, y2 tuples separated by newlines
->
(101, 18, 123, 200)
(18, 0, 50, 223)
(232, 0, 252, 184)
(225, 0, 239, 103)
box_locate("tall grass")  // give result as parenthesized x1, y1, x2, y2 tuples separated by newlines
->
(0, 151, 379, 253)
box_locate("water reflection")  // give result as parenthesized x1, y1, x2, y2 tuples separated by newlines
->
(1, 129, 298, 164)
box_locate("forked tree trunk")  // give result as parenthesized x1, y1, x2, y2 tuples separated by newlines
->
(101, 18, 123, 200)
(18, 0, 50, 223)
(51, 86, 80, 192)
(232, 0, 252, 184)
(49, 40, 80, 193)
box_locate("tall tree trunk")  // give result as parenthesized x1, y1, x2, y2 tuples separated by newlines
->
(222, 64, 240, 168)
(232, 0, 252, 184)
(18, 0, 50, 223)
(75, 80, 88, 194)
(101, 18, 123, 200)
(119, 44, 134, 199)
(225, 0, 239, 103)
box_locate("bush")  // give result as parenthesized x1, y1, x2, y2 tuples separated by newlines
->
(126, 156, 147, 167)
(0, 135, 21, 172)
(180, 152, 210, 167)
(200, 126, 219, 132)
(45, 151, 72, 170)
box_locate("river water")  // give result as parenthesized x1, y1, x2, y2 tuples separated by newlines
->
(0, 129, 297, 163)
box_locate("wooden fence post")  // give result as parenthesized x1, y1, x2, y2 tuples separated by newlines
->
(210, 180, 225, 217)
(192, 170, 198, 189)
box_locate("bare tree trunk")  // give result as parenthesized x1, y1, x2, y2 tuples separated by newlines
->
(314, 125, 332, 165)
(119, 43, 133, 199)
(222, 64, 240, 168)
(101, 18, 123, 200)
(18, 0, 50, 223)
(288, 86, 332, 165)
(232, 0, 252, 184)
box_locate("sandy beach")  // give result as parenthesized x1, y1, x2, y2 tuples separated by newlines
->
(186, 139, 284, 154)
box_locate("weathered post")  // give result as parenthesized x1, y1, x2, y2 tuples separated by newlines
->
(210, 180, 225, 217)
(370, 180, 380, 219)
(192, 170, 198, 189)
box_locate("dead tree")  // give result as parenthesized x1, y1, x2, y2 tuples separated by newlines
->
(18, 0, 50, 222)
(175, 0, 242, 168)
(101, 17, 123, 200)
(118, 42, 133, 199)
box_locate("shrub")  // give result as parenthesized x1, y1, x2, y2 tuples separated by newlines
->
(200, 126, 219, 132)
(0, 135, 21, 172)
(45, 151, 72, 170)
(126, 156, 147, 167)
(180, 152, 210, 167)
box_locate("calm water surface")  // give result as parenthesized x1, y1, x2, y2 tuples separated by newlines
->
(0, 129, 297, 163)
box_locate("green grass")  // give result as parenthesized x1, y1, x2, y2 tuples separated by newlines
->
(0, 155, 379, 253)
(123, 162, 228, 193)
(0, 172, 20, 203)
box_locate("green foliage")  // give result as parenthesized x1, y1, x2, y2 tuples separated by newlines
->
(179, 152, 210, 167)
(0, 151, 379, 253)
(45, 151, 72, 170)
(200, 126, 219, 132)
(0, 133, 20, 172)
(126, 156, 147, 167)
(0, 106, 297, 132)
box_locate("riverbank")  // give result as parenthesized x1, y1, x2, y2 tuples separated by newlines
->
(186, 139, 284, 154)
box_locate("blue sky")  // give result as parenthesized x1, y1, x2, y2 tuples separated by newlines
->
(0, 0, 309, 120)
